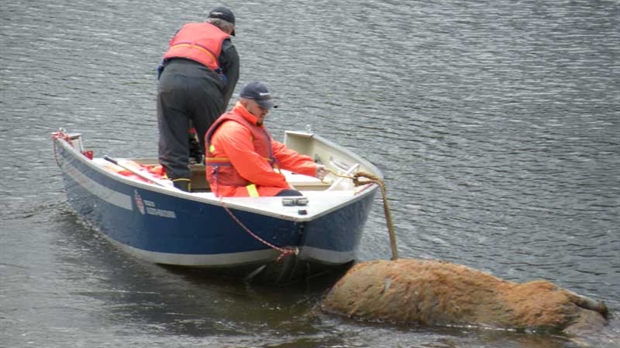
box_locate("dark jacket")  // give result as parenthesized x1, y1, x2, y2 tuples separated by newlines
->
(218, 39, 240, 108)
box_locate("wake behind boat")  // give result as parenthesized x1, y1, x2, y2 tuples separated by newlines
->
(52, 129, 383, 282)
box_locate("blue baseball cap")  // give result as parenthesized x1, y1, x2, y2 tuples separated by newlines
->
(240, 81, 278, 109)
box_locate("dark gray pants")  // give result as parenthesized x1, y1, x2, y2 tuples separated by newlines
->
(157, 59, 225, 180)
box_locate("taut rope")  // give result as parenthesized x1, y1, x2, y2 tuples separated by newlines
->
(328, 169, 399, 260)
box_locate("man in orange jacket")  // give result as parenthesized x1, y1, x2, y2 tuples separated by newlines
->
(205, 81, 327, 197)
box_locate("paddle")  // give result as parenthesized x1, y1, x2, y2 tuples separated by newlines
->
(103, 155, 167, 187)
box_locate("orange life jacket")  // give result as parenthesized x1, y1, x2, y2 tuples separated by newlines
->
(205, 110, 279, 192)
(162, 22, 230, 71)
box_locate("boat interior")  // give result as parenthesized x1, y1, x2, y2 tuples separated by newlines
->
(122, 159, 351, 193)
(116, 131, 370, 193)
(79, 130, 375, 194)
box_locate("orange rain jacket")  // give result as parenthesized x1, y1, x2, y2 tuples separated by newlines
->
(205, 102, 317, 197)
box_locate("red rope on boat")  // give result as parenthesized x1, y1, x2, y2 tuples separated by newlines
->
(51, 129, 73, 167)
(51, 130, 94, 166)
(219, 198, 298, 261)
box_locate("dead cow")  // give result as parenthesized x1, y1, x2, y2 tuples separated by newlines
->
(321, 259, 609, 335)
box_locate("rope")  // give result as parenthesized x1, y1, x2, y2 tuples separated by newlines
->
(51, 129, 73, 167)
(328, 169, 399, 260)
(217, 168, 399, 262)
(219, 198, 299, 261)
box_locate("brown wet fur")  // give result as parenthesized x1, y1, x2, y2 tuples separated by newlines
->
(321, 259, 609, 334)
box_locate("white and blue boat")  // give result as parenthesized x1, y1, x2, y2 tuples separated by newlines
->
(52, 129, 382, 281)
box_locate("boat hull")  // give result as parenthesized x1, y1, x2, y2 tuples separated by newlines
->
(54, 134, 379, 280)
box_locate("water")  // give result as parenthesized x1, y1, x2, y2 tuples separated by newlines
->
(1, 0, 619, 347)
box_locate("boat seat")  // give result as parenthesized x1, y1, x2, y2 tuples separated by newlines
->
(190, 164, 211, 192)
(284, 170, 331, 191)
(326, 163, 360, 191)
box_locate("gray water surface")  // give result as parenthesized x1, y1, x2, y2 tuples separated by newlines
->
(1, 1, 619, 347)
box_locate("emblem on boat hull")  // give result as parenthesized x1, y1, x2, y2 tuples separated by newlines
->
(134, 190, 145, 215)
